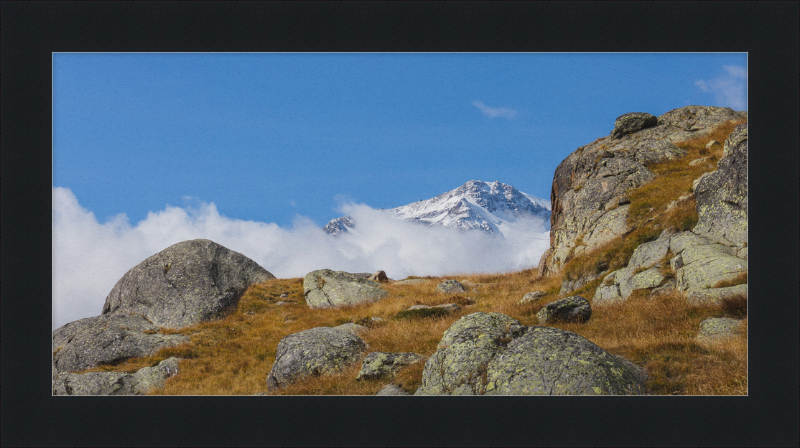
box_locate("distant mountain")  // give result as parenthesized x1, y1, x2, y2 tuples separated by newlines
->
(323, 180, 551, 236)
(322, 215, 355, 236)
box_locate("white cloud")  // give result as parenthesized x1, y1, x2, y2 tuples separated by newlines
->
(472, 101, 517, 119)
(52, 187, 550, 330)
(695, 65, 747, 110)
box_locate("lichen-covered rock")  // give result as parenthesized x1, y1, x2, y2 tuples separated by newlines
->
(687, 284, 747, 306)
(303, 269, 388, 309)
(52, 314, 188, 375)
(102, 239, 274, 329)
(537, 296, 591, 324)
(560, 270, 606, 296)
(542, 106, 746, 275)
(694, 123, 748, 247)
(376, 384, 411, 396)
(697, 317, 744, 342)
(519, 291, 546, 305)
(53, 357, 180, 395)
(610, 112, 658, 138)
(619, 267, 665, 299)
(675, 243, 747, 291)
(356, 352, 424, 380)
(415, 312, 646, 395)
(396, 304, 461, 319)
(266, 327, 366, 390)
(435, 280, 467, 294)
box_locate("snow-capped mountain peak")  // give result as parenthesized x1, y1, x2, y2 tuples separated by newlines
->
(323, 180, 551, 235)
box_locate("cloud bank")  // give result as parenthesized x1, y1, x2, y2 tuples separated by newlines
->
(472, 101, 517, 119)
(695, 65, 747, 110)
(53, 187, 550, 330)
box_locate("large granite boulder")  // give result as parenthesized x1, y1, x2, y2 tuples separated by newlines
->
(693, 123, 748, 247)
(303, 269, 388, 309)
(101, 239, 274, 329)
(266, 327, 367, 390)
(53, 357, 180, 395)
(415, 312, 647, 395)
(536, 296, 591, 324)
(540, 106, 746, 276)
(52, 314, 189, 375)
(356, 352, 424, 380)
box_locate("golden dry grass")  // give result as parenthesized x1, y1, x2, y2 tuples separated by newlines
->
(78, 119, 747, 396)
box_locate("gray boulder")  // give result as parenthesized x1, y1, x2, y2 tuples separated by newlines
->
(52, 314, 188, 375)
(396, 303, 461, 319)
(697, 317, 744, 342)
(266, 327, 367, 390)
(519, 291, 546, 305)
(356, 352, 424, 381)
(376, 384, 411, 396)
(610, 112, 658, 138)
(541, 106, 746, 275)
(303, 269, 388, 309)
(415, 312, 646, 395)
(694, 123, 748, 247)
(536, 296, 591, 324)
(435, 280, 467, 294)
(687, 284, 747, 306)
(102, 239, 274, 329)
(53, 357, 180, 395)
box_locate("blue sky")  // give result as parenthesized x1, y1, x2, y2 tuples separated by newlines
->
(53, 53, 747, 227)
(52, 53, 747, 328)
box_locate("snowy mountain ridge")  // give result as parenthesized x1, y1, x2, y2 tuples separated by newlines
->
(324, 180, 551, 236)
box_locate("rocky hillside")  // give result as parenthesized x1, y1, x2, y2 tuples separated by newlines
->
(539, 106, 746, 276)
(52, 105, 747, 396)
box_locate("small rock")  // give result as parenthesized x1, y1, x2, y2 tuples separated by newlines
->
(472, 288, 479, 293)
(689, 157, 710, 166)
(369, 270, 389, 282)
(357, 352, 424, 380)
(610, 112, 658, 139)
(396, 304, 461, 319)
(536, 296, 592, 324)
(376, 384, 411, 396)
(371, 317, 384, 323)
(697, 317, 744, 343)
(519, 291, 546, 305)
(435, 280, 467, 294)
(275, 301, 288, 306)
(705, 140, 719, 149)
(280, 293, 288, 298)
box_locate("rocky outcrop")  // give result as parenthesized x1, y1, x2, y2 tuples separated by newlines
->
(356, 352, 424, 380)
(687, 284, 747, 306)
(541, 106, 746, 276)
(697, 317, 744, 343)
(435, 280, 467, 294)
(266, 327, 367, 390)
(693, 123, 748, 247)
(101, 239, 274, 329)
(594, 230, 747, 305)
(519, 291, 546, 305)
(53, 357, 180, 395)
(303, 269, 389, 309)
(415, 312, 646, 395)
(52, 314, 188, 375)
(536, 296, 591, 324)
